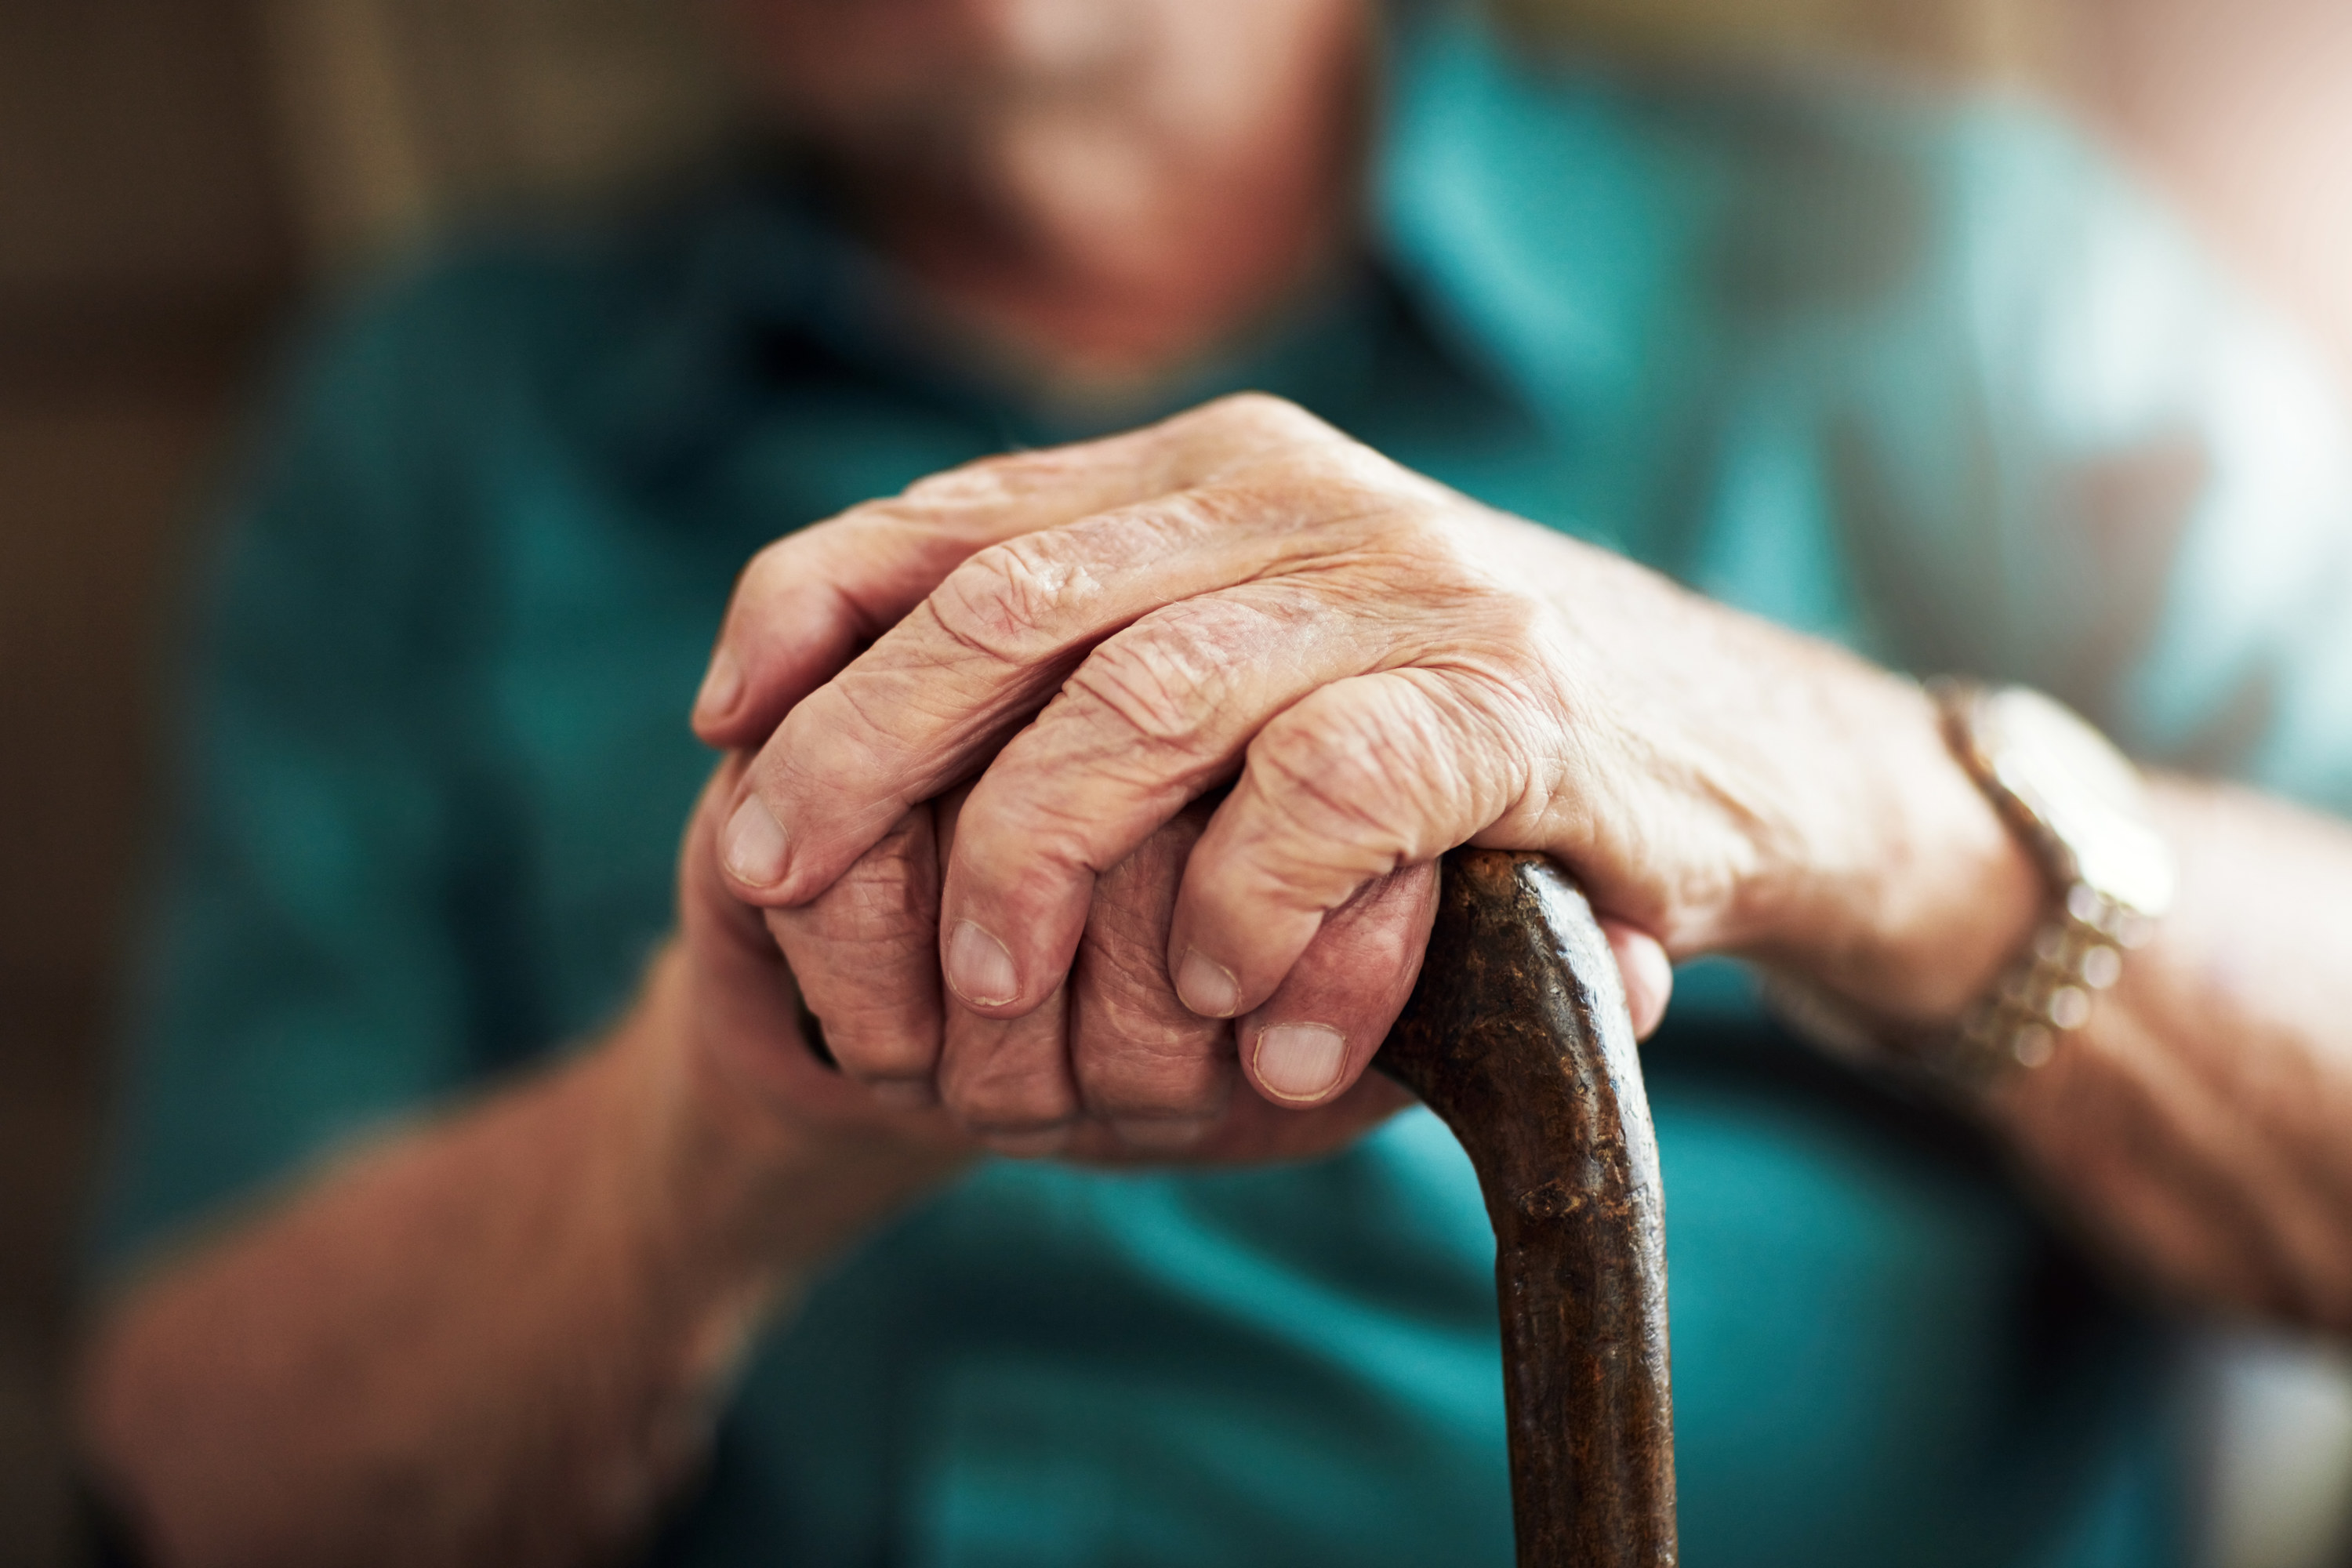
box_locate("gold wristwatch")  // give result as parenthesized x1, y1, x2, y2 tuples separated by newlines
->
(1923, 681, 2176, 1083)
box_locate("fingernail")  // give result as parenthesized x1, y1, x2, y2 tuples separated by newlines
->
(1176, 949, 1240, 1018)
(721, 795, 788, 887)
(867, 1079, 938, 1111)
(695, 647, 743, 722)
(1624, 938, 1673, 1039)
(1110, 1116, 1214, 1150)
(1254, 1024, 1347, 1102)
(946, 920, 1019, 1006)
(981, 1125, 1073, 1160)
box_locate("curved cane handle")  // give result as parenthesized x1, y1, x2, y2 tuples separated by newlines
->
(1378, 850, 1678, 1568)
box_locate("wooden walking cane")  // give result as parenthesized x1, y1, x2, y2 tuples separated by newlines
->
(1378, 850, 1678, 1568)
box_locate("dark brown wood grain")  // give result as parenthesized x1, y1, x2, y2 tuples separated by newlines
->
(1379, 850, 1677, 1568)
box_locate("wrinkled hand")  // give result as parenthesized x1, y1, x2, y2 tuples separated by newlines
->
(677, 748, 1446, 1161)
(695, 396, 1874, 1150)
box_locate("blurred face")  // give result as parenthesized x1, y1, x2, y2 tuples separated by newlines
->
(707, 0, 1370, 376)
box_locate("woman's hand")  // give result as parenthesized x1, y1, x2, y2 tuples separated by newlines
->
(695, 394, 2028, 1143)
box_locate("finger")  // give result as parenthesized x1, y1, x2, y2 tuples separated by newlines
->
(677, 758, 941, 1131)
(1066, 803, 1234, 1148)
(937, 982, 1082, 1156)
(1602, 920, 1674, 1041)
(763, 803, 946, 1105)
(692, 507, 1001, 750)
(1236, 862, 1439, 1108)
(1167, 670, 1537, 1018)
(930, 788, 1080, 1152)
(717, 417, 1390, 912)
(678, 755, 804, 1007)
(691, 393, 1341, 748)
(928, 579, 1414, 1020)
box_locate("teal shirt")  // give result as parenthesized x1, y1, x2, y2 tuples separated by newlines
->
(96, 13, 2352, 1566)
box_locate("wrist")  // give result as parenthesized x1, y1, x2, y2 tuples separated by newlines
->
(594, 945, 974, 1316)
(1758, 674, 2046, 1026)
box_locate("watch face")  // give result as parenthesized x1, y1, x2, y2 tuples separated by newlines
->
(1978, 688, 2177, 917)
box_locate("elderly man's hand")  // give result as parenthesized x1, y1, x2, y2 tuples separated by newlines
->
(682, 747, 1437, 1160)
(694, 395, 2020, 1147)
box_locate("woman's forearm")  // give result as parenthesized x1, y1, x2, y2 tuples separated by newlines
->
(76, 945, 964, 1568)
(1989, 779, 2352, 1330)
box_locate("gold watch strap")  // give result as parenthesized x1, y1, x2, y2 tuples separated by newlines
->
(1923, 680, 2166, 1086)
(1765, 682, 2168, 1097)
(1934, 881, 2156, 1083)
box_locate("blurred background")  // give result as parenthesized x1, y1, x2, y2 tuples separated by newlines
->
(3, 2, 2350, 1563)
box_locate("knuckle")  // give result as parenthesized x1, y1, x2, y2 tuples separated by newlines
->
(898, 446, 1075, 510)
(897, 454, 1019, 509)
(815, 494, 929, 548)
(1242, 683, 1468, 873)
(965, 769, 1118, 878)
(822, 673, 927, 760)
(810, 1011, 937, 1082)
(1069, 999, 1230, 1116)
(1480, 584, 1549, 645)
(1254, 688, 1425, 826)
(1353, 500, 1494, 585)
(1306, 867, 1435, 972)
(1151, 479, 1305, 538)
(774, 689, 891, 786)
(938, 1040, 1076, 1131)
(775, 971, 938, 1087)
(808, 826, 935, 949)
(1061, 604, 1251, 755)
(927, 532, 1088, 664)
(1199, 390, 1331, 445)
(1074, 1047, 1230, 1120)
(1072, 492, 1214, 554)
(733, 532, 812, 612)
